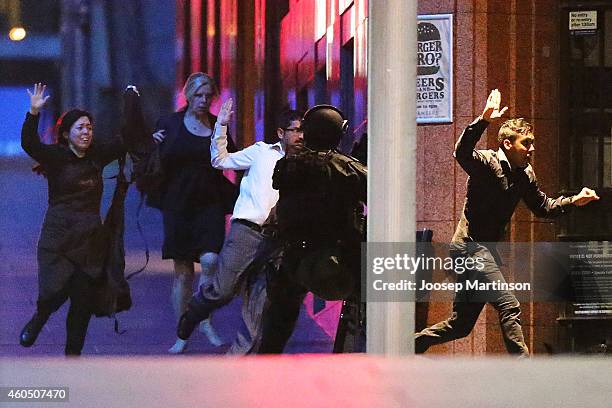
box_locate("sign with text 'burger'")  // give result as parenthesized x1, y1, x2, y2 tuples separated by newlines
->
(417, 14, 453, 124)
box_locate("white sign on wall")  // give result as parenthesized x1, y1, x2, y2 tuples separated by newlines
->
(417, 14, 453, 124)
(569, 11, 597, 31)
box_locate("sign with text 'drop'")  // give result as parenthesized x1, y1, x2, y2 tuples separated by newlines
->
(417, 14, 453, 124)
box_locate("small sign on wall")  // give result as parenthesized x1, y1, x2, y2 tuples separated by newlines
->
(417, 14, 453, 124)
(569, 10, 597, 35)
(569, 11, 597, 30)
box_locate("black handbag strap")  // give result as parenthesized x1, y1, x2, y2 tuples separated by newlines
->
(127, 193, 150, 280)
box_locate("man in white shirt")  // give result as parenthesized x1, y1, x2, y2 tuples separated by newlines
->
(177, 100, 304, 354)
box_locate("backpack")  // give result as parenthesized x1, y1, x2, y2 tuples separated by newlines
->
(273, 149, 366, 245)
(272, 149, 367, 300)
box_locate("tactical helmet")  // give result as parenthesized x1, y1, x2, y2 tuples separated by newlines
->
(302, 105, 348, 150)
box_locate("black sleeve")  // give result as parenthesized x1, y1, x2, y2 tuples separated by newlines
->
(154, 115, 175, 163)
(522, 174, 573, 218)
(21, 113, 63, 165)
(454, 119, 491, 177)
(272, 158, 286, 190)
(154, 116, 169, 131)
(349, 160, 368, 204)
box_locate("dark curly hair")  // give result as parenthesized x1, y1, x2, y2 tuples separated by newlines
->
(55, 109, 92, 145)
(277, 109, 302, 130)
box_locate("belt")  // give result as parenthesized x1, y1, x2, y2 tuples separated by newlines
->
(233, 218, 262, 232)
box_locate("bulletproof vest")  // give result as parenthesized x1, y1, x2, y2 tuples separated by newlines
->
(273, 149, 364, 246)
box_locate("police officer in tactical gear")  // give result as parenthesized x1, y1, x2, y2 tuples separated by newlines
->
(259, 105, 367, 353)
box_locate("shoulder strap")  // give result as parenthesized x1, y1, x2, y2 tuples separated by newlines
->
(127, 194, 150, 280)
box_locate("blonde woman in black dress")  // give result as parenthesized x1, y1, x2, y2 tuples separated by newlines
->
(152, 73, 237, 353)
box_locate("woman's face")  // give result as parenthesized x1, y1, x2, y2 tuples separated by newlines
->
(188, 83, 215, 115)
(65, 116, 93, 153)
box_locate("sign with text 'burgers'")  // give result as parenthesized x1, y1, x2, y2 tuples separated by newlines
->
(417, 14, 453, 124)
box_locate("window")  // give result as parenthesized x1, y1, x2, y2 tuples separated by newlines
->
(559, 3, 612, 239)
(562, 7, 612, 189)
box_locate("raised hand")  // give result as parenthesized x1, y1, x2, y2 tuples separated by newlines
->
(217, 98, 234, 126)
(572, 187, 600, 207)
(481, 89, 508, 122)
(27, 83, 50, 115)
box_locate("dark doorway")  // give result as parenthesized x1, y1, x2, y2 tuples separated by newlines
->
(559, 2, 612, 240)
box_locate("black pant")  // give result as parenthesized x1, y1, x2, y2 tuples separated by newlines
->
(414, 245, 529, 356)
(258, 255, 306, 353)
(258, 243, 364, 354)
(37, 272, 95, 355)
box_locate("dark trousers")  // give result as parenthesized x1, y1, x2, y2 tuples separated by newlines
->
(258, 244, 364, 354)
(415, 245, 529, 356)
(257, 257, 306, 354)
(37, 272, 95, 355)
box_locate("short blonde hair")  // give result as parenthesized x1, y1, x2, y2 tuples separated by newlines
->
(183, 72, 218, 103)
(497, 118, 533, 144)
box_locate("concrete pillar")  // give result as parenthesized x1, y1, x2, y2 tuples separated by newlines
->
(367, 1, 417, 354)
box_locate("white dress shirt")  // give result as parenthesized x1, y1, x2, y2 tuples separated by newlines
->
(210, 123, 284, 225)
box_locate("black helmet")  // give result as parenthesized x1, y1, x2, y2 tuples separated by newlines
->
(302, 105, 348, 150)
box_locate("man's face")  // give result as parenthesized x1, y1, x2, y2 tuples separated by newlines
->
(278, 119, 304, 155)
(503, 132, 535, 169)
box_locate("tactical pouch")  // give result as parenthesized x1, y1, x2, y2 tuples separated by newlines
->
(294, 246, 355, 300)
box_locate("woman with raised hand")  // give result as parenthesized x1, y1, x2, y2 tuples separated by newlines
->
(19, 83, 126, 356)
(152, 73, 237, 353)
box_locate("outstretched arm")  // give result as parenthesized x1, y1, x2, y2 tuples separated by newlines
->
(210, 98, 256, 170)
(21, 83, 61, 164)
(454, 89, 508, 176)
(523, 179, 599, 218)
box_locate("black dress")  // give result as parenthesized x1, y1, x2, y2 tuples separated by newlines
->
(20, 112, 125, 301)
(156, 111, 236, 261)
